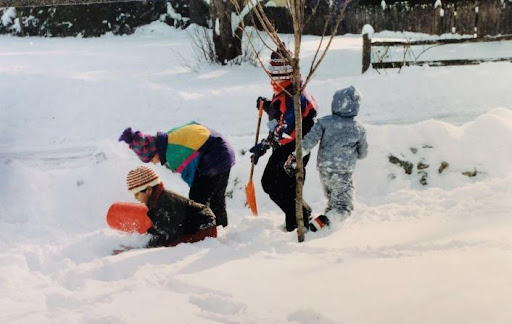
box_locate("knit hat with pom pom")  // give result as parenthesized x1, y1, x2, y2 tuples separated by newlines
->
(119, 127, 157, 163)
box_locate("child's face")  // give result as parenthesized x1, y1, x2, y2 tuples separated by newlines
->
(271, 80, 290, 93)
(150, 153, 160, 164)
(134, 187, 152, 205)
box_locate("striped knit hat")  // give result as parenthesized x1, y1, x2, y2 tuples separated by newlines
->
(119, 127, 157, 163)
(126, 166, 161, 194)
(268, 48, 293, 80)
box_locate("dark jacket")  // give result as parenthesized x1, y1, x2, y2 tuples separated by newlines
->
(265, 83, 318, 146)
(145, 183, 216, 248)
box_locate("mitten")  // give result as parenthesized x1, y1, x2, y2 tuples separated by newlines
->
(266, 131, 281, 150)
(249, 139, 271, 165)
(256, 96, 271, 112)
(283, 153, 297, 177)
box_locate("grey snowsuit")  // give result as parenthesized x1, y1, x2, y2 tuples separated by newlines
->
(301, 86, 368, 218)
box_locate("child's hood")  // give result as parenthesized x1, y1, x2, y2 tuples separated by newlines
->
(331, 86, 361, 118)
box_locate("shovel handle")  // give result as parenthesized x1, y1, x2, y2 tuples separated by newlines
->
(255, 99, 264, 144)
(249, 100, 265, 180)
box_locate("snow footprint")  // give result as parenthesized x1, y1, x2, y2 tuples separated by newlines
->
(189, 294, 247, 316)
(288, 309, 341, 324)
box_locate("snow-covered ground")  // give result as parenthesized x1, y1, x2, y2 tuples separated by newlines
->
(1, 22, 512, 323)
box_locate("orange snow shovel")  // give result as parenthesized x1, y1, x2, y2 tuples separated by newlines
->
(245, 100, 265, 216)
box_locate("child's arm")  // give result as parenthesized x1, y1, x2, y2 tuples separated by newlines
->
(284, 121, 323, 177)
(301, 121, 323, 155)
(145, 208, 179, 248)
(357, 127, 369, 159)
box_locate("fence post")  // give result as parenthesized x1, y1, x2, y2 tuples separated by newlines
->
(474, 0, 479, 37)
(362, 28, 372, 74)
(452, 3, 457, 34)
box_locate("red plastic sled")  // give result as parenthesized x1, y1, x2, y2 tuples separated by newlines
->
(106, 202, 152, 234)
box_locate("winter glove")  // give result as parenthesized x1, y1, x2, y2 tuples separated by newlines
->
(256, 96, 271, 113)
(266, 130, 281, 150)
(284, 153, 297, 177)
(249, 139, 271, 165)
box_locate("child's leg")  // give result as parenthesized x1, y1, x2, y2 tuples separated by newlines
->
(189, 170, 230, 227)
(319, 171, 333, 214)
(209, 170, 231, 227)
(320, 171, 354, 219)
(262, 147, 311, 231)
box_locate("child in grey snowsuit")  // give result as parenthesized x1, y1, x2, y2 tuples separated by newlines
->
(286, 86, 368, 224)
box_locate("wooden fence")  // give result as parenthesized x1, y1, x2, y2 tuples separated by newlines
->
(348, 0, 512, 36)
(361, 33, 512, 73)
(263, 0, 512, 37)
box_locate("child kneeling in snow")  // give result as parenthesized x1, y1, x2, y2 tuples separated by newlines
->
(118, 165, 217, 253)
(285, 86, 368, 231)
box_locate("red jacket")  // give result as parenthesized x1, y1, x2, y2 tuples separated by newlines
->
(267, 84, 318, 145)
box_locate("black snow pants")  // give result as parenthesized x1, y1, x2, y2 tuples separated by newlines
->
(261, 143, 312, 231)
(189, 170, 231, 227)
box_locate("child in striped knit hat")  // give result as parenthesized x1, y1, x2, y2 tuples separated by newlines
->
(121, 165, 217, 251)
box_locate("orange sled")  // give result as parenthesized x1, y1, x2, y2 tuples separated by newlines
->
(106, 202, 152, 234)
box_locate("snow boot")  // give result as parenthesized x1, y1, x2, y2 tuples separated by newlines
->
(309, 215, 330, 232)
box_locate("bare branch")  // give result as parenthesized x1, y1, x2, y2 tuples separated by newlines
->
(231, 0, 292, 97)
(308, 6, 333, 78)
(303, 0, 322, 28)
(302, 0, 353, 91)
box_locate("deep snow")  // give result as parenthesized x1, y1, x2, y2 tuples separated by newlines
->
(1, 22, 512, 323)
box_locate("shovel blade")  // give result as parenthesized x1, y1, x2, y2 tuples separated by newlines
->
(245, 180, 258, 216)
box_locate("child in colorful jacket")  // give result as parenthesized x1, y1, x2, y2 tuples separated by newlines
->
(119, 122, 235, 227)
(249, 48, 318, 232)
(286, 86, 368, 230)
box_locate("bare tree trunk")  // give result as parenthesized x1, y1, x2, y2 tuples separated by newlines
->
(290, 0, 306, 242)
(290, 58, 306, 242)
(16, 8, 24, 36)
(211, 0, 242, 64)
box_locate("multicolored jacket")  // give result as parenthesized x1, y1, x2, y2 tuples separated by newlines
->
(265, 83, 318, 146)
(155, 122, 235, 186)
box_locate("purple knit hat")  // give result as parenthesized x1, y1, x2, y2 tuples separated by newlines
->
(119, 127, 157, 163)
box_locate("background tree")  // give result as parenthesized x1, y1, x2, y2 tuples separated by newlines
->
(210, 0, 245, 64)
